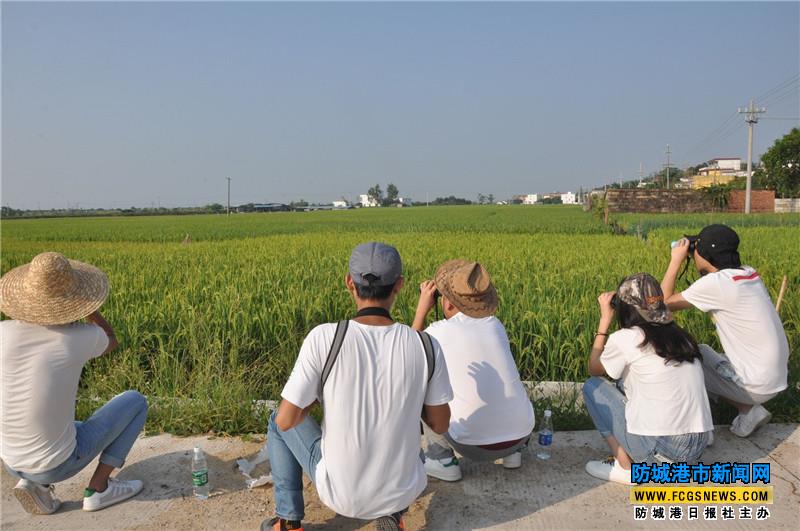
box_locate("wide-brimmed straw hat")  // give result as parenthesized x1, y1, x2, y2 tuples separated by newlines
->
(0, 252, 109, 326)
(434, 259, 498, 318)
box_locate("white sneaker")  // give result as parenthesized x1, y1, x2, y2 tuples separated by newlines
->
(424, 456, 462, 481)
(585, 457, 633, 485)
(730, 405, 771, 438)
(83, 478, 143, 511)
(13, 479, 61, 515)
(502, 451, 522, 469)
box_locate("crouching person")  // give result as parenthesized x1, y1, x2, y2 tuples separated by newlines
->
(662, 224, 789, 437)
(263, 243, 452, 531)
(412, 260, 534, 481)
(1, 252, 148, 514)
(583, 273, 712, 485)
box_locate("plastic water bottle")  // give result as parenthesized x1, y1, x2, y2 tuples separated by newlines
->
(192, 446, 210, 499)
(536, 410, 553, 460)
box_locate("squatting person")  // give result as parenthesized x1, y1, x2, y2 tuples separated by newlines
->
(412, 260, 534, 481)
(583, 273, 713, 485)
(661, 224, 789, 437)
(262, 242, 453, 531)
(1, 252, 148, 514)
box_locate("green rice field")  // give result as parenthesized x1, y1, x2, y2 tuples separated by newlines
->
(2, 206, 798, 433)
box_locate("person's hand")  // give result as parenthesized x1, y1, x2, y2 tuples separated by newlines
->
(671, 238, 690, 263)
(598, 292, 615, 325)
(416, 280, 439, 314)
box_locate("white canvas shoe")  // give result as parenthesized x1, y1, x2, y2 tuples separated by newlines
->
(502, 451, 522, 469)
(83, 478, 143, 511)
(13, 479, 61, 515)
(424, 456, 462, 481)
(585, 457, 633, 485)
(730, 405, 771, 438)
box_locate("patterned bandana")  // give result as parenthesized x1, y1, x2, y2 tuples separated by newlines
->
(617, 273, 673, 324)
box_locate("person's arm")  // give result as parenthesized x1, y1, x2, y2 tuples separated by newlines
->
(588, 292, 615, 377)
(422, 403, 451, 434)
(275, 399, 319, 432)
(412, 280, 439, 331)
(661, 239, 694, 312)
(86, 311, 118, 355)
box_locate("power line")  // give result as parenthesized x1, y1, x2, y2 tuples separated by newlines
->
(756, 74, 799, 102)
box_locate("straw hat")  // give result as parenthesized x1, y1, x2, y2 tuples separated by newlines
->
(0, 252, 109, 325)
(434, 259, 498, 318)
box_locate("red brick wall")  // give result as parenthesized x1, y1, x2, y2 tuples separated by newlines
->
(726, 190, 775, 213)
(605, 189, 711, 213)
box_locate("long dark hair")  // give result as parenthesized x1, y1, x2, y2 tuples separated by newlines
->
(616, 300, 702, 365)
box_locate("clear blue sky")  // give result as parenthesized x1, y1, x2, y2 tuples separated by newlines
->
(2, 1, 798, 209)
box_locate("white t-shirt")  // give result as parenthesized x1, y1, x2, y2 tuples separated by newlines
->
(425, 313, 534, 445)
(682, 266, 789, 395)
(281, 321, 453, 520)
(601, 327, 713, 436)
(1, 320, 109, 473)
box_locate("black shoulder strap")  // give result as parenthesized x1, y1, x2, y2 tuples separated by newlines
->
(417, 330, 435, 383)
(321, 320, 349, 390)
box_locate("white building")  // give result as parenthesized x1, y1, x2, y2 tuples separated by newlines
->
(359, 194, 379, 208)
(332, 200, 348, 209)
(697, 158, 742, 176)
(397, 197, 412, 205)
(560, 192, 577, 204)
(522, 194, 538, 205)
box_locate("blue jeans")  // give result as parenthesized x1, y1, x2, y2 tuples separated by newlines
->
(583, 377, 709, 463)
(6, 391, 148, 485)
(267, 410, 322, 521)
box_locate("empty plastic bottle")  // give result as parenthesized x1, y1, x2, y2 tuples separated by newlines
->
(192, 446, 210, 499)
(536, 410, 553, 460)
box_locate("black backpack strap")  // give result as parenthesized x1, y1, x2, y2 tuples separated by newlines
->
(321, 320, 349, 390)
(417, 330, 435, 383)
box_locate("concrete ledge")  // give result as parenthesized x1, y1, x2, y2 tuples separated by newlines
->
(3, 424, 798, 530)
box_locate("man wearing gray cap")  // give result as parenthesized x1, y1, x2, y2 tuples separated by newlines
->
(262, 242, 453, 531)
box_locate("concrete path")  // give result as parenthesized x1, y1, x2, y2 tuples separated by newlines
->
(2, 425, 798, 530)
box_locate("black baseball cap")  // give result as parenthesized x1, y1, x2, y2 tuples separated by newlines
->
(691, 224, 741, 270)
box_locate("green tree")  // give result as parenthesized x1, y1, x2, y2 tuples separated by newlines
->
(386, 183, 399, 203)
(756, 128, 800, 198)
(367, 184, 383, 205)
(487, 193, 495, 204)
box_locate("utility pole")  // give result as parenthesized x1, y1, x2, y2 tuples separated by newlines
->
(638, 162, 644, 186)
(738, 100, 766, 214)
(226, 177, 231, 216)
(663, 145, 672, 189)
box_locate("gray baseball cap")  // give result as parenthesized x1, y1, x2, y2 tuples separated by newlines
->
(349, 242, 402, 286)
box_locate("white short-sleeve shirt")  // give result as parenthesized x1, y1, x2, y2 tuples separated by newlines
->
(281, 320, 452, 520)
(425, 313, 535, 445)
(601, 327, 713, 436)
(682, 266, 789, 395)
(1, 321, 109, 473)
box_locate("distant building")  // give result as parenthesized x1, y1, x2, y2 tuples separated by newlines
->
(560, 192, 577, 204)
(690, 158, 744, 188)
(252, 203, 290, 212)
(332, 200, 348, 209)
(697, 157, 741, 176)
(397, 197, 412, 205)
(359, 194, 379, 207)
(522, 194, 538, 205)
